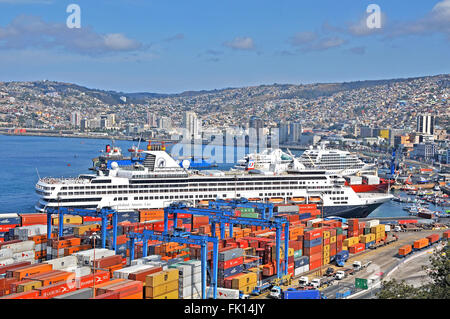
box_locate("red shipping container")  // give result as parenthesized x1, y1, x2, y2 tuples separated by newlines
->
(309, 252, 322, 262)
(76, 270, 110, 289)
(304, 228, 323, 240)
(93, 255, 123, 269)
(349, 243, 365, 254)
(218, 256, 244, 269)
(35, 281, 77, 299)
(444, 230, 450, 239)
(303, 245, 322, 256)
(426, 234, 440, 244)
(128, 267, 163, 282)
(83, 216, 102, 222)
(323, 238, 330, 245)
(93, 290, 120, 299)
(297, 204, 317, 210)
(0, 224, 19, 232)
(0, 290, 40, 299)
(100, 281, 143, 299)
(309, 259, 322, 270)
(20, 213, 47, 226)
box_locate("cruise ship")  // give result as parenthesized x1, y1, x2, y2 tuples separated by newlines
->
(35, 143, 392, 218)
(298, 145, 375, 175)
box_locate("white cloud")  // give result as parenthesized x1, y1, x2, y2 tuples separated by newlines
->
(223, 37, 255, 50)
(288, 31, 318, 46)
(0, 15, 143, 55)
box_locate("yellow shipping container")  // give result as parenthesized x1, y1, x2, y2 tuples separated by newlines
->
(147, 290, 179, 299)
(231, 273, 257, 290)
(145, 269, 179, 287)
(145, 280, 178, 298)
(343, 236, 359, 247)
(330, 236, 336, 244)
(371, 225, 385, 234)
(74, 224, 100, 236)
(323, 231, 330, 239)
(240, 283, 257, 294)
(288, 248, 294, 257)
(323, 256, 330, 265)
(53, 215, 83, 225)
(360, 234, 376, 243)
(16, 280, 42, 293)
(323, 245, 330, 252)
(323, 250, 330, 258)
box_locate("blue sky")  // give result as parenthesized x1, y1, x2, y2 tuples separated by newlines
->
(0, 0, 449, 93)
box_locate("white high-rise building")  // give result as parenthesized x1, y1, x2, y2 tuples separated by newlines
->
(71, 111, 81, 127)
(183, 111, 201, 139)
(417, 114, 435, 135)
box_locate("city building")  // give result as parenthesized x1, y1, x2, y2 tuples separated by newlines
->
(416, 114, 435, 135)
(183, 111, 201, 139)
(70, 111, 81, 127)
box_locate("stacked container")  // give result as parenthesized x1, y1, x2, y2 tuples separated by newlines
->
(145, 269, 179, 299)
(370, 224, 386, 242)
(303, 228, 323, 271)
(347, 219, 359, 238)
(170, 260, 202, 299)
(217, 248, 244, 286)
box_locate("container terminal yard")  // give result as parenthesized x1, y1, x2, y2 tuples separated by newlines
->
(0, 198, 448, 300)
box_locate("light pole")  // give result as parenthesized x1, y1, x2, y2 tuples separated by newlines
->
(89, 232, 101, 299)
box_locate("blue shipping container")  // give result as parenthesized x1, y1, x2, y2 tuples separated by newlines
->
(294, 256, 309, 268)
(304, 238, 322, 248)
(283, 290, 321, 299)
(298, 213, 311, 220)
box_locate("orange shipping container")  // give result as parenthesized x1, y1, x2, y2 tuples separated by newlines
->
(11, 264, 53, 281)
(0, 290, 40, 299)
(398, 245, 412, 256)
(413, 238, 429, 249)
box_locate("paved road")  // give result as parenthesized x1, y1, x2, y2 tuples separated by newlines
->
(249, 228, 447, 299)
(320, 229, 447, 299)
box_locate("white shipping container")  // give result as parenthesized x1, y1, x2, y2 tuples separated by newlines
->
(44, 255, 77, 270)
(172, 264, 192, 277)
(12, 250, 35, 261)
(294, 267, 303, 277)
(35, 243, 47, 251)
(206, 287, 239, 299)
(183, 292, 202, 299)
(0, 258, 15, 267)
(1, 240, 35, 253)
(113, 264, 154, 279)
(179, 284, 202, 298)
(0, 248, 13, 260)
(73, 249, 115, 266)
(179, 273, 201, 287)
(307, 218, 323, 228)
(384, 225, 391, 232)
(14, 225, 47, 237)
(366, 220, 380, 228)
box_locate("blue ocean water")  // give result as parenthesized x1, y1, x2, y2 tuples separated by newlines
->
(0, 134, 415, 217)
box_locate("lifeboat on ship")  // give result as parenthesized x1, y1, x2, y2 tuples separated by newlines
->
(268, 197, 284, 204)
(198, 200, 209, 207)
(248, 197, 262, 202)
(308, 196, 322, 203)
(290, 197, 306, 204)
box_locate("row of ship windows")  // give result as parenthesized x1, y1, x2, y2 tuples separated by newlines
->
(130, 192, 293, 201)
(56, 185, 338, 196)
(59, 180, 327, 190)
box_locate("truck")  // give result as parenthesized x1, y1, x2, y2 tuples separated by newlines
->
(335, 250, 349, 267)
(298, 276, 309, 287)
(335, 270, 346, 280)
(269, 286, 321, 299)
(352, 260, 372, 272)
(325, 267, 336, 277)
(250, 282, 272, 296)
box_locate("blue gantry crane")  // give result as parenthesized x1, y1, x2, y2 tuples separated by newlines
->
(163, 202, 289, 278)
(127, 229, 219, 299)
(45, 207, 118, 253)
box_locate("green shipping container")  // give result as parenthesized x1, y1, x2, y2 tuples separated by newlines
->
(336, 227, 343, 235)
(294, 250, 303, 258)
(240, 212, 259, 219)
